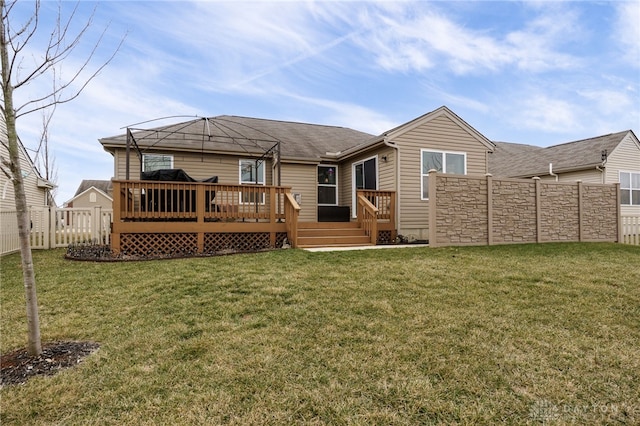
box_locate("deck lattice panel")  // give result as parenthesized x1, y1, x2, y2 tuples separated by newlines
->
(377, 230, 393, 245)
(120, 233, 198, 256)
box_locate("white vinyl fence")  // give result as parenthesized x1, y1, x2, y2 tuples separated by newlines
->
(622, 216, 640, 246)
(1, 206, 113, 256)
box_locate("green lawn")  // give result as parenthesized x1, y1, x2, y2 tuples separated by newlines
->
(1, 243, 639, 425)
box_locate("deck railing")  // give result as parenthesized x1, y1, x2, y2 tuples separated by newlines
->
(113, 180, 289, 223)
(111, 180, 294, 254)
(357, 194, 379, 245)
(356, 190, 395, 223)
(284, 192, 301, 248)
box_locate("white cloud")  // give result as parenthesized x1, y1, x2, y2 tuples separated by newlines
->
(519, 94, 580, 133)
(352, 1, 582, 75)
(613, 1, 640, 66)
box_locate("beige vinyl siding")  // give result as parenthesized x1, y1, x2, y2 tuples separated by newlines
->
(539, 169, 604, 184)
(338, 146, 396, 217)
(113, 149, 273, 184)
(394, 114, 490, 239)
(280, 162, 317, 222)
(68, 189, 113, 210)
(606, 133, 640, 216)
(0, 117, 49, 211)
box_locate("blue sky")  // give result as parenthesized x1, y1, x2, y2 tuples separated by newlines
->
(7, 0, 640, 205)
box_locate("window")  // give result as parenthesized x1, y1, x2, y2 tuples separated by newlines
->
(318, 165, 337, 205)
(620, 171, 640, 206)
(89, 193, 97, 203)
(142, 154, 173, 172)
(239, 159, 265, 203)
(421, 149, 466, 199)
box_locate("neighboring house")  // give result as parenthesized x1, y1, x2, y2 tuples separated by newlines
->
(100, 106, 495, 241)
(0, 114, 55, 212)
(489, 130, 640, 216)
(65, 180, 113, 209)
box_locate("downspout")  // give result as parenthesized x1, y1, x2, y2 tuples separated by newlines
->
(549, 163, 558, 182)
(596, 165, 605, 184)
(597, 149, 607, 184)
(383, 136, 400, 234)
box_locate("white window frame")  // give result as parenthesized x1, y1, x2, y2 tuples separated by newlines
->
(142, 154, 173, 172)
(317, 164, 338, 206)
(239, 159, 266, 204)
(420, 149, 467, 200)
(619, 170, 640, 206)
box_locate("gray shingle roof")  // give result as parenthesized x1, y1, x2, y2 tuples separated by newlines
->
(489, 131, 632, 177)
(100, 116, 375, 161)
(74, 180, 113, 197)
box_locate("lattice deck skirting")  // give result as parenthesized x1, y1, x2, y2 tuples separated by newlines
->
(119, 233, 199, 257)
(377, 230, 393, 245)
(119, 232, 288, 257)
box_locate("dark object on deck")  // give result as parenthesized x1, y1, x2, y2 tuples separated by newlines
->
(318, 206, 351, 222)
(140, 169, 218, 213)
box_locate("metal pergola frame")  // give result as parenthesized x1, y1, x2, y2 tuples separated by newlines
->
(123, 116, 282, 186)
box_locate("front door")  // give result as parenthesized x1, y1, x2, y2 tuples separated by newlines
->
(352, 156, 377, 217)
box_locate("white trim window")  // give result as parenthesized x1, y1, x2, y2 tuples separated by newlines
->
(318, 165, 338, 206)
(421, 149, 466, 200)
(620, 171, 640, 206)
(239, 159, 265, 204)
(142, 154, 173, 172)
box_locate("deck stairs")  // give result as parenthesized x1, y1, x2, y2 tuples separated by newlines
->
(298, 222, 374, 248)
(296, 222, 373, 248)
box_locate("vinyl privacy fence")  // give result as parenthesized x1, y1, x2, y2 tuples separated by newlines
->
(427, 171, 640, 247)
(0, 206, 113, 256)
(622, 215, 640, 245)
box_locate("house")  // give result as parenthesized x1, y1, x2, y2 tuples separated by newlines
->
(65, 180, 113, 209)
(0, 114, 55, 212)
(100, 106, 495, 244)
(489, 130, 640, 216)
(99, 106, 633, 253)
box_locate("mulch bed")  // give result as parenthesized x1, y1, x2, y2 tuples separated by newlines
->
(0, 341, 99, 387)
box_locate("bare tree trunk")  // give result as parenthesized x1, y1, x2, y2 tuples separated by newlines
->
(2, 0, 123, 357)
(1, 11, 42, 355)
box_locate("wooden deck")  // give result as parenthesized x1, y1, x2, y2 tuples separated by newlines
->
(111, 180, 395, 255)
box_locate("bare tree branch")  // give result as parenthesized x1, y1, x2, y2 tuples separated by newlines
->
(1, 0, 125, 357)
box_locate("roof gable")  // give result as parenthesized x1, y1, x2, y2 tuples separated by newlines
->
(384, 106, 495, 151)
(66, 183, 113, 205)
(608, 130, 640, 160)
(74, 180, 113, 197)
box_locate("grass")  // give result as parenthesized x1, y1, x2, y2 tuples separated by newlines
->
(1, 243, 639, 425)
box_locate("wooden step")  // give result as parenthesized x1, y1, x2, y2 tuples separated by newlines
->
(297, 235, 372, 248)
(298, 228, 366, 237)
(295, 222, 374, 248)
(298, 221, 360, 229)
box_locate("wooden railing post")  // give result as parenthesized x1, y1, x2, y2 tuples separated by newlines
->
(284, 192, 300, 248)
(357, 193, 379, 244)
(111, 180, 121, 253)
(196, 184, 205, 253)
(269, 187, 277, 247)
